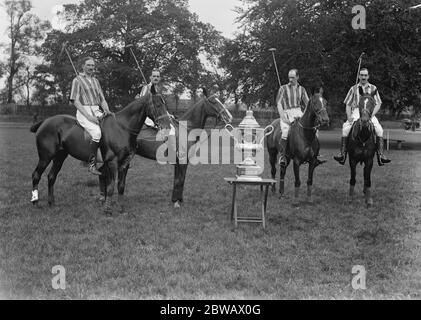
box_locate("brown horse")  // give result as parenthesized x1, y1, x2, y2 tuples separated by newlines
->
(107, 91, 233, 210)
(348, 87, 377, 207)
(30, 86, 172, 214)
(267, 92, 329, 202)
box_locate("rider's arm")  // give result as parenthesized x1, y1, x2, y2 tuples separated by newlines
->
(372, 90, 382, 117)
(96, 79, 110, 113)
(346, 104, 352, 121)
(301, 88, 310, 111)
(344, 87, 355, 121)
(276, 87, 288, 122)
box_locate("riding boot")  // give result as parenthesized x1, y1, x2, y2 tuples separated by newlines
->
(376, 137, 391, 166)
(278, 139, 288, 167)
(88, 141, 102, 176)
(333, 137, 348, 165)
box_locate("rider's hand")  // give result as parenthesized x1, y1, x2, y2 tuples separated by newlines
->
(347, 115, 354, 123)
(89, 115, 99, 124)
(281, 115, 290, 125)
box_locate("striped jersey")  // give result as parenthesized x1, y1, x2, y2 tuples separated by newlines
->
(276, 83, 309, 111)
(344, 82, 382, 109)
(70, 73, 104, 106)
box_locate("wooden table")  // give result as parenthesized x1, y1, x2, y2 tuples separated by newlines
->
(224, 177, 276, 229)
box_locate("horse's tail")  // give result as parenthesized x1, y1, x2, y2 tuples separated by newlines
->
(30, 120, 44, 133)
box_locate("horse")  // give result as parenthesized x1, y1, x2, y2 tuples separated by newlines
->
(267, 92, 330, 202)
(347, 87, 377, 207)
(29, 85, 172, 215)
(108, 91, 233, 210)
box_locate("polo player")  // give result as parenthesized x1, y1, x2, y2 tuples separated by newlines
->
(276, 69, 309, 166)
(333, 68, 391, 166)
(138, 69, 179, 163)
(70, 57, 112, 175)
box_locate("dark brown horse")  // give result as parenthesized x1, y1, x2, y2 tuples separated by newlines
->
(30, 86, 172, 214)
(108, 92, 233, 209)
(267, 93, 329, 202)
(348, 87, 377, 207)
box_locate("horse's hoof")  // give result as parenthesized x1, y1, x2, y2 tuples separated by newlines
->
(174, 201, 181, 209)
(97, 195, 106, 204)
(307, 197, 313, 204)
(48, 201, 54, 207)
(366, 199, 373, 208)
(32, 200, 39, 207)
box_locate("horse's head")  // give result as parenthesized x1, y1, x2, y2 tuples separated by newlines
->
(202, 88, 233, 125)
(309, 93, 330, 127)
(147, 84, 173, 131)
(358, 86, 376, 124)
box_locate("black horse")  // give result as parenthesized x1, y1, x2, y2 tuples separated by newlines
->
(348, 87, 378, 207)
(267, 92, 330, 202)
(107, 90, 233, 209)
(30, 86, 172, 214)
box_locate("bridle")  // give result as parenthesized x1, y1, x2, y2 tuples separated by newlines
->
(298, 95, 327, 131)
(205, 96, 231, 127)
(353, 96, 375, 147)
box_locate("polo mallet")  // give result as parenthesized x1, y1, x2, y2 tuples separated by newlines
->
(269, 48, 282, 120)
(60, 41, 78, 76)
(126, 44, 148, 85)
(269, 48, 282, 88)
(353, 52, 365, 106)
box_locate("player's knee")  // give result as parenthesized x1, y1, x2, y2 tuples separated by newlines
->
(92, 129, 101, 142)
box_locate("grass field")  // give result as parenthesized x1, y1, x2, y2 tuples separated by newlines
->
(0, 124, 420, 299)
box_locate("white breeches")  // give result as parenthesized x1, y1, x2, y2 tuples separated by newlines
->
(342, 108, 383, 137)
(76, 105, 103, 142)
(280, 108, 303, 139)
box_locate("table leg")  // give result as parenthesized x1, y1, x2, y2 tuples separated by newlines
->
(263, 185, 270, 229)
(233, 184, 238, 227)
(260, 185, 265, 229)
(230, 183, 236, 221)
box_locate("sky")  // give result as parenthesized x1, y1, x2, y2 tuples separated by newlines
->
(0, 0, 243, 42)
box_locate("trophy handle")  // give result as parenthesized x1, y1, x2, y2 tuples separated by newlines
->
(259, 125, 274, 144)
(224, 124, 239, 144)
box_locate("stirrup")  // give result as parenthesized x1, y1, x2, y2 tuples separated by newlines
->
(278, 156, 287, 167)
(333, 154, 346, 165)
(89, 163, 102, 176)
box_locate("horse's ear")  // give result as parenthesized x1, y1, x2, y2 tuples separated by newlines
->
(358, 86, 364, 96)
(202, 87, 208, 98)
(150, 84, 157, 95)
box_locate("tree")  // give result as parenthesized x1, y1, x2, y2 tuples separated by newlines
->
(221, 0, 421, 116)
(38, 0, 224, 106)
(3, 0, 50, 103)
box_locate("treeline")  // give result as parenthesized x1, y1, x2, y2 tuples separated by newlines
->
(1, 0, 420, 118)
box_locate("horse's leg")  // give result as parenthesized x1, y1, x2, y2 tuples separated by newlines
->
(31, 157, 52, 206)
(47, 151, 68, 206)
(98, 166, 106, 203)
(103, 160, 117, 216)
(349, 157, 357, 200)
(363, 159, 374, 207)
(293, 160, 301, 200)
(116, 165, 129, 214)
(279, 160, 288, 197)
(172, 163, 188, 209)
(306, 158, 317, 203)
(268, 148, 277, 193)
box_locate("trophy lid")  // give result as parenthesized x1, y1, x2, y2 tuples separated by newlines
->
(239, 109, 260, 128)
